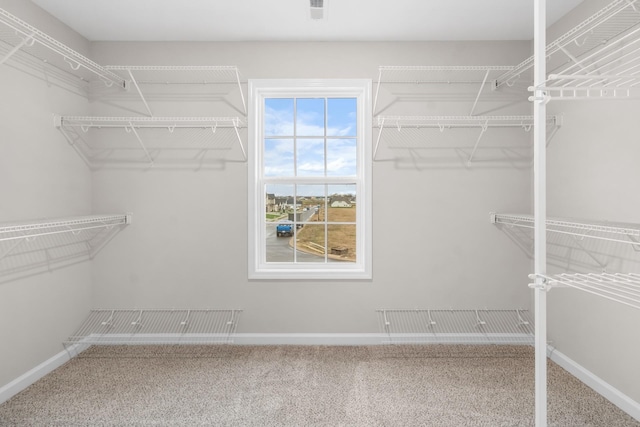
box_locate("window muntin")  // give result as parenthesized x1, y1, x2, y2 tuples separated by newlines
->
(249, 80, 371, 279)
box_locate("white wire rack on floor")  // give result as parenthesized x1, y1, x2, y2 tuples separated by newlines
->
(0, 214, 131, 281)
(0, 8, 126, 88)
(65, 309, 243, 348)
(376, 309, 534, 345)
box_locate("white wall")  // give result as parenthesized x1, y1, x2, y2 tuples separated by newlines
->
(544, 0, 640, 403)
(88, 40, 534, 334)
(0, 0, 93, 387)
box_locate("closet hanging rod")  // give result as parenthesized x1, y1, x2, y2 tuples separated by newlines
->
(0, 9, 126, 88)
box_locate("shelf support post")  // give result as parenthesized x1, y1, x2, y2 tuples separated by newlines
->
(232, 118, 247, 161)
(533, 0, 548, 426)
(234, 69, 247, 115)
(373, 117, 386, 160)
(373, 68, 383, 114)
(470, 69, 490, 116)
(0, 32, 34, 65)
(126, 69, 154, 117)
(126, 122, 154, 165)
(467, 120, 488, 165)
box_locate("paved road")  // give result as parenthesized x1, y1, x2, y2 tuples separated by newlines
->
(265, 223, 326, 263)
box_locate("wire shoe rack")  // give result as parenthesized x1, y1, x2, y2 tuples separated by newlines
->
(376, 309, 534, 345)
(65, 309, 243, 350)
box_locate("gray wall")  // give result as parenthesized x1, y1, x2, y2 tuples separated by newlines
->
(0, 0, 93, 387)
(88, 40, 534, 335)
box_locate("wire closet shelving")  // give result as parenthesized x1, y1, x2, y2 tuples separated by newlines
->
(65, 309, 242, 350)
(0, 214, 131, 280)
(372, 65, 544, 165)
(374, 115, 561, 162)
(0, 8, 126, 88)
(55, 115, 246, 168)
(513, 1, 640, 424)
(497, 0, 640, 100)
(376, 309, 534, 345)
(492, 212, 640, 310)
(101, 65, 247, 116)
(373, 65, 515, 114)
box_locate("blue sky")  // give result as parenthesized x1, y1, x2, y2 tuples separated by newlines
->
(264, 97, 357, 180)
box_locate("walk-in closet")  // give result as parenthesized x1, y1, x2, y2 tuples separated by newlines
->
(1, 0, 639, 425)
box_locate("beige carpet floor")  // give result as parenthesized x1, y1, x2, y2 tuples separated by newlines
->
(0, 345, 638, 426)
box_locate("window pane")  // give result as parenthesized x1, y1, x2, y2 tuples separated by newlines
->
(327, 98, 357, 137)
(264, 139, 294, 177)
(327, 139, 356, 176)
(296, 98, 325, 136)
(328, 186, 356, 222)
(297, 138, 325, 176)
(295, 224, 326, 263)
(266, 184, 294, 262)
(328, 225, 356, 263)
(265, 98, 294, 136)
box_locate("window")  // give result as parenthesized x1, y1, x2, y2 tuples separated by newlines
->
(248, 79, 372, 279)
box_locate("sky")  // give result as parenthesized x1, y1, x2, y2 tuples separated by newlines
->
(264, 97, 358, 197)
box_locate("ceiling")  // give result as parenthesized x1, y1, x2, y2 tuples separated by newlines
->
(30, 0, 584, 42)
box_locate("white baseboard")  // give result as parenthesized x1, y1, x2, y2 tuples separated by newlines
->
(548, 347, 640, 421)
(0, 343, 90, 405)
(233, 333, 386, 345)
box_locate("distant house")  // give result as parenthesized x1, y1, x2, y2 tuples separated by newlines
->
(266, 193, 276, 212)
(330, 195, 352, 208)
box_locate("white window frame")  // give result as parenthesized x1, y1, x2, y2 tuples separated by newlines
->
(248, 79, 372, 280)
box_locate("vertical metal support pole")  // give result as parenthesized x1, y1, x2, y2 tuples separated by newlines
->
(533, 0, 548, 426)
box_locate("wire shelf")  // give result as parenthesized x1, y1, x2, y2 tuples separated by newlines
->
(55, 116, 247, 167)
(0, 8, 126, 88)
(101, 65, 246, 116)
(538, 273, 640, 310)
(497, 0, 640, 90)
(374, 115, 560, 162)
(0, 214, 131, 281)
(374, 65, 517, 115)
(376, 65, 514, 84)
(376, 115, 558, 128)
(376, 309, 534, 345)
(65, 309, 243, 347)
(491, 213, 640, 246)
